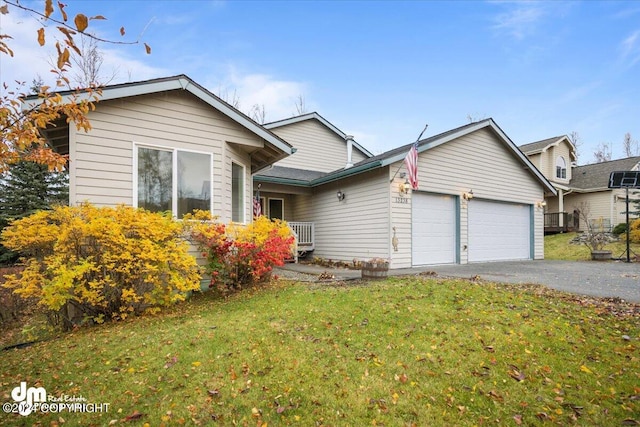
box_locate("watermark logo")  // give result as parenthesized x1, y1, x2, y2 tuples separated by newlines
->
(10, 382, 46, 416)
(3, 382, 109, 416)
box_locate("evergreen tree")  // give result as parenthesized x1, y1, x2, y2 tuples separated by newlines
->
(0, 161, 68, 264)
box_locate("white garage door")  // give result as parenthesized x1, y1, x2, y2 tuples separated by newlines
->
(412, 193, 456, 265)
(468, 200, 530, 262)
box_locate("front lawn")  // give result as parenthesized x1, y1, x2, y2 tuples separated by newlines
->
(0, 278, 638, 426)
(544, 232, 640, 261)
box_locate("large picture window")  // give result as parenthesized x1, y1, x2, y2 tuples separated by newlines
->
(136, 145, 212, 218)
(231, 162, 244, 222)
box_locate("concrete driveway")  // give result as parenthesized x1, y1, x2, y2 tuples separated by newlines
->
(404, 260, 640, 303)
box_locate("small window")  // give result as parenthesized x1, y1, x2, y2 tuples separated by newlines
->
(268, 198, 284, 220)
(232, 162, 244, 222)
(556, 156, 567, 179)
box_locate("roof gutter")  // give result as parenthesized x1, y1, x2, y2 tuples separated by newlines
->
(253, 175, 313, 187)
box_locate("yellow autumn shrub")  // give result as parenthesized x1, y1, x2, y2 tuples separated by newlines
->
(629, 218, 640, 243)
(1, 203, 201, 329)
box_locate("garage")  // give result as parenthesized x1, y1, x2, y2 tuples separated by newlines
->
(468, 199, 531, 262)
(412, 193, 457, 265)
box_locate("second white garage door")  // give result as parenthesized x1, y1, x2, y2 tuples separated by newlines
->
(412, 193, 456, 265)
(468, 200, 531, 262)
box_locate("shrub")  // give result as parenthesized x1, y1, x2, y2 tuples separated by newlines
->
(186, 212, 295, 294)
(1, 204, 201, 329)
(629, 218, 640, 243)
(612, 222, 628, 236)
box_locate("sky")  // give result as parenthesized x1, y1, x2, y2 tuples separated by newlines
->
(1, 0, 639, 163)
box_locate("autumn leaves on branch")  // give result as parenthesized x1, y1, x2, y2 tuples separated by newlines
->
(0, 0, 150, 172)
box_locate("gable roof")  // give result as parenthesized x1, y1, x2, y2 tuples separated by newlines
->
(519, 135, 577, 162)
(257, 118, 557, 195)
(264, 112, 373, 158)
(570, 156, 640, 191)
(24, 75, 294, 173)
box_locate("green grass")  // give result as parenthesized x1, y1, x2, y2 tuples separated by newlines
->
(544, 232, 640, 261)
(0, 278, 638, 426)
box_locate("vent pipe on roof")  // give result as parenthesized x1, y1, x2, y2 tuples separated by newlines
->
(345, 135, 354, 168)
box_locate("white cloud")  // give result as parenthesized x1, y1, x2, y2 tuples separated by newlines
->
(211, 66, 307, 122)
(491, 2, 545, 40)
(620, 29, 640, 68)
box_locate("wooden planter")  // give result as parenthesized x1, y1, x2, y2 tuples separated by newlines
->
(591, 250, 612, 261)
(361, 260, 389, 279)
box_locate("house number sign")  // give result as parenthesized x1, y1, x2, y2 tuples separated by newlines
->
(393, 196, 409, 204)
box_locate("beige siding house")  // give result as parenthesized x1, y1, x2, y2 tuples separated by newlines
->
(33, 75, 293, 224)
(520, 137, 640, 232)
(37, 75, 555, 269)
(256, 118, 555, 268)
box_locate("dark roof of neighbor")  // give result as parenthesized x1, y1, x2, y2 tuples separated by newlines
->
(570, 156, 640, 190)
(519, 136, 565, 154)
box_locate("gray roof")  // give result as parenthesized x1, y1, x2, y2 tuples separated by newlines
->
(519, 136, 564, 154)
(570, 157, 640, 190)
(254, 166, 326, 186)
(255, 118, 556, 195)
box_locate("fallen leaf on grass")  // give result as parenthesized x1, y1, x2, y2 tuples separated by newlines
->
(580, 365, 593, 374)
(124, 410, 145, 421)
(164, 355, 178, 369)
(513, 414, 523, 425)
(508, 365, 526, 382)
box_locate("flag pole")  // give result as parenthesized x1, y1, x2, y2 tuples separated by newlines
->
(390, 124, 428, 182)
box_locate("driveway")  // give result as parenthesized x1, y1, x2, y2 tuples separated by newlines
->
(400, 260, 640, 303)
(278, 260, 640, 303)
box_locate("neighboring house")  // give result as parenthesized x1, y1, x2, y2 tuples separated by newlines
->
(257, 117, 555, 268)
(34, 75, 555, 268)
(520, 136, 640, 232)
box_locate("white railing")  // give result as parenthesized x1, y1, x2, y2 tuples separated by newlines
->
(289, 222, 314, 253)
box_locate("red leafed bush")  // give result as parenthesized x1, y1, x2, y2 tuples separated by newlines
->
(186, 213, 295, 294)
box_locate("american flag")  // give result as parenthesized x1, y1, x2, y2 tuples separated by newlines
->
(404, 142, 419, 190)
(253, 185, 262, 218)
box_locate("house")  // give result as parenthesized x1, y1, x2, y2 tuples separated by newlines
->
(257, 116, 555, 268)
(520, 136, 640, 232)
(34, 74, 555, 268)
(28, 75, 294, 224)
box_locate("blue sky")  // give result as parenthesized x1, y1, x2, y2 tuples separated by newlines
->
(2, 0, 640, 162)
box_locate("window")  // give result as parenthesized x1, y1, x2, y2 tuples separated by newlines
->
(556, 156, 567, 179)
(232, 162, 244, 222)
(136, 145, 211, 218)
(268, 198, 284, 220)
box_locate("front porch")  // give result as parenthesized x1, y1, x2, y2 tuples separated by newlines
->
(289, 221, 315, 256)
(544, 212, 579, 234)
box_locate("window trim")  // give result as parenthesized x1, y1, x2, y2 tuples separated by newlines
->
(133, 142, 213, 217)
(555, 156, 567, 180)
(268, 197, 285, 220)
(231, 161, 245, 223)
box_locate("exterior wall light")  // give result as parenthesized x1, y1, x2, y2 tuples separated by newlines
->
(462, 190, 474, 201)
(399, 178, 411, 195)
(536, 200, 547, 209)
(337, 190, 345, 201)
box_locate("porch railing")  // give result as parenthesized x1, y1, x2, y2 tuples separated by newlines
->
(544, 212, 579, 234)
(289, 222, 315, 254)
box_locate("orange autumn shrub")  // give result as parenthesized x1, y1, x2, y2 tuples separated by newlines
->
(1, 203, 201, 329)
(185, 212, 295, 294)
